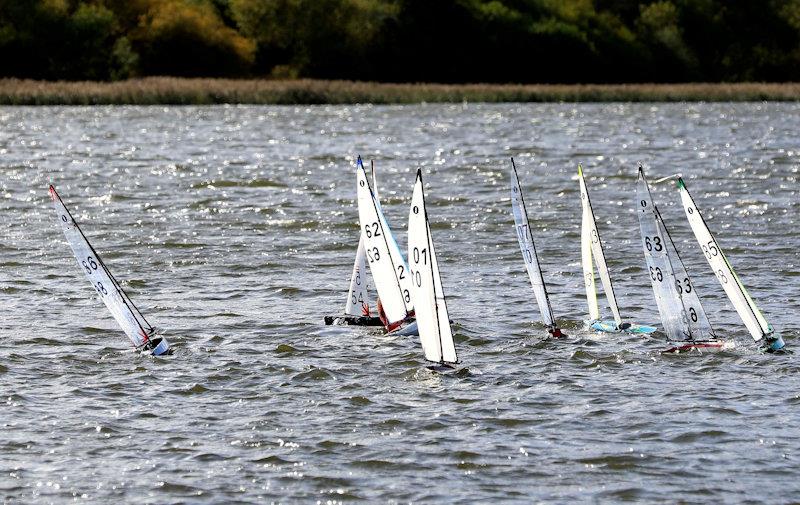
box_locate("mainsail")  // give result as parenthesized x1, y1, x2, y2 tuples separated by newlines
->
(678, 177, 773, 342)
(636, 170, 715, 341)
(578, 165, 622, 326)
(407, 169, 457, 364)
(509, 159, 556, 327)
(49, 185, 164, 352)
(356, 158, 413, 325)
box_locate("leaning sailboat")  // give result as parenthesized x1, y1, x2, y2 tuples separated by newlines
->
(49, 185, 170, 356)
(325, 158, 382, 326)
(356, 158, 417, 334)
(510, 159, 564, 337)
(677, 177, 786, 352)
(636, 169, 725, 352)
(407, 169, 458, 367)
(579, 165, 655, 333)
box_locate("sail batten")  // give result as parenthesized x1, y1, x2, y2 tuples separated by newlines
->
(510, 160, 556, 327)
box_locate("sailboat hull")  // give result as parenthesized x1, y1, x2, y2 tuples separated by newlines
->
(663, 340, 733, 353)
(762, 334, 786, 353)
(589, 320, 657, 334)
(146, 337, 171, 356)
(324, 315, 384, 326)
(388, 320, 419, 336)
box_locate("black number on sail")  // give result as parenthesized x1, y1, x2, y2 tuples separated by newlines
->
(403, 289, 410, 303)
(95, 281, 108, 296)
(676, 277, 693, 295)
(591, 229, 599, 244)
(365, 222, 381, 238)
(81, 255, 99, 274)
(516, 224, 528, 242)
(524, 248, 533, 263)
(640, 200, 647, 208)
(689, 307, 698, 322)
(706, 241, 718, 257)
(367, 247, 380, 263)
(645, 236, 663, 252)
(650, 266, 663, 282)
(717, 269, 728, 284)
(414, 270, 422, 287)
(61, 214, 68, 222)
(355, 272, 361, 286)
(397, 265, 406, 279)
(413, 247, 427, 264)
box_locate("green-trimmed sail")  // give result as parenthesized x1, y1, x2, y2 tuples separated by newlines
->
(677, 177, 773, 341)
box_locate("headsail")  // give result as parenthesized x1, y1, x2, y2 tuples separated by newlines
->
(678, 177, 772, 342)
(356, 158, 413, 325)
(343, 236, 369, 316)
(578, 165, 622, 326)
(636, 170, 715, 341)
(49, 185, 158, 351)
(408, 169, 457, 364)
(509, 159, 555, 327)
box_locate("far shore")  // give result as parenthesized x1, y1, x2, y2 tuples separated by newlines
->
(1, 78, 799, 105)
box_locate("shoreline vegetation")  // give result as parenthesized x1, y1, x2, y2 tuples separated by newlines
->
(2, 79, 800, 105)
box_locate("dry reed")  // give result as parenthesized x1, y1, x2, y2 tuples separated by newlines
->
(0, 78, 799, 105)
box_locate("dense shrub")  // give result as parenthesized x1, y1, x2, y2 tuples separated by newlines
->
(1, 0, 800, 82)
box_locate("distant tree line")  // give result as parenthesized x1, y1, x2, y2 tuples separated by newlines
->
(2, 0, 800, 83)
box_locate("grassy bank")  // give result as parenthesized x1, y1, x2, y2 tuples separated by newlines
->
(1, 78, 799, 105)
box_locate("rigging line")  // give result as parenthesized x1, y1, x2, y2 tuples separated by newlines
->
(579, 167, 621, 321)
(679, 179, 766, 337)
(359, 163, 409, 318)
(511, 159, 556, 326)
(52, 187, 154, 335)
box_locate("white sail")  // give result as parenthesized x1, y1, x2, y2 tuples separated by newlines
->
(510, 160, 555, 327)
(49, 185, 154, 349)
(343, 159, 379, 316)
(356, 159, 413, 325)
(660, 211, 716, 340)
(578, 165, 622, 325)
(636, 170, 715, 341)
(343, 236, 369, 316)
(408, 170, 457, 364)
(678, 178, 771, 341)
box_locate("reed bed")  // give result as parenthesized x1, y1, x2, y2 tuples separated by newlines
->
(1, 78, 799, 105)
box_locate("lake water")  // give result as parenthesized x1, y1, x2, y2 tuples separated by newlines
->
(1, 103, 799, 503)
